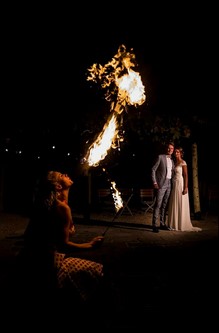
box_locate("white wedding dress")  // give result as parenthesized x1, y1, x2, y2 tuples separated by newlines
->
(168, 161, 202, 232)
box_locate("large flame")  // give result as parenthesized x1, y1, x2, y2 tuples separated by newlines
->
(84, 45, 146, 212)
(87, 44, 146, 115)
(116, 68, 146, 110)
(86, 113, 118, 167)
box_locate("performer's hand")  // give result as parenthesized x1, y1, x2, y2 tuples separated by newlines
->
(91, 236, 104, 248)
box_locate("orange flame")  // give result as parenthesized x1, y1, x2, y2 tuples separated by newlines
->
(87, 44, 146, 115)
(115, 68, 146, 112)
(84, 45, 146, 211)
(86, 113, 118, 167)
(111, 181, 123, 212)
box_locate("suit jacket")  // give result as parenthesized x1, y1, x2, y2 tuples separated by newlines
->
(151, 154, 174, 188)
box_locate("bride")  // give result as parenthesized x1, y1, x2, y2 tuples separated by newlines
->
(168, 147, 202, 232)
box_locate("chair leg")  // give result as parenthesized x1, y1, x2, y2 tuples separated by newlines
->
(143, 198, 155, 214)
(117, 194, 133, 217)
(144, 206, 153, 214)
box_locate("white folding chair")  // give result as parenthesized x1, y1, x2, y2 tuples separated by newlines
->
(139, 188, 155, 214)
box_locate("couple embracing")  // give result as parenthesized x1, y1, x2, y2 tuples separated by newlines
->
(151, 141, 201, 233)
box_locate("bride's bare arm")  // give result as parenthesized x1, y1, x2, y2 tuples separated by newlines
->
(182, 163, 188, 194)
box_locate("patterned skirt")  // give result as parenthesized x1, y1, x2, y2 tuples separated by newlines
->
(54, 252, 104, 302)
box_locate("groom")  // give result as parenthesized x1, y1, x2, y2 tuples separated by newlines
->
(151, 141, 175, 233)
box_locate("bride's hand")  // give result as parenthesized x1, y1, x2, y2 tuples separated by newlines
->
(182, 188, 188, 195)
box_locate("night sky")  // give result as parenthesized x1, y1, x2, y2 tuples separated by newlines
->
(2, 10, 213, 128)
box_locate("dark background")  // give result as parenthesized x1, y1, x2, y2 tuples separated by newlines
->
(0, 6, 216, 215)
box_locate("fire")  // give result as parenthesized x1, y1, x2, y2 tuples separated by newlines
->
(111, 181, 123, 212)
(87, 113, 118, 167)
(116, 68, 146, 111)
(84, 45, 146, 212)
(87, 44, 146, 115)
